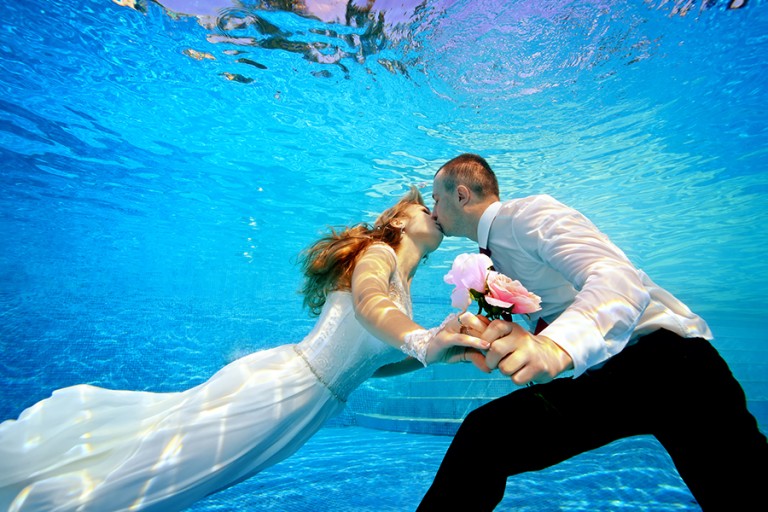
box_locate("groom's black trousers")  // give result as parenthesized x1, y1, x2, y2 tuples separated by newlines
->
(417, 330, 768, 511)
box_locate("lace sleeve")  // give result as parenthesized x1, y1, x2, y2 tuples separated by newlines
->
(400, 313, 458, 366)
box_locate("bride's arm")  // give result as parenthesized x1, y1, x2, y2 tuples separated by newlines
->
(372, 358, 423, 377)
(351, 244, 490, 367)
(351, 243, 424, 347)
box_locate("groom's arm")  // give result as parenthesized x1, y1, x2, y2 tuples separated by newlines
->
(494, 195, 651, 378)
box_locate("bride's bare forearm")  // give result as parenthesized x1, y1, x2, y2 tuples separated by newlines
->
(372, 358, 422, 377)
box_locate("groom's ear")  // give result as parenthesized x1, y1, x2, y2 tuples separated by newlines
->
(456, 184, 471, 206)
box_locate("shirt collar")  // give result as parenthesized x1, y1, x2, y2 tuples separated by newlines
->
(477, 201, 502, 250)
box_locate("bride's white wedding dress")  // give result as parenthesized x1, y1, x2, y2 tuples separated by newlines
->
(0, 255, 411, 511)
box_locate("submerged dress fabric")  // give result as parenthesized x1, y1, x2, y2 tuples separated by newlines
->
(0, 268, 410, 511)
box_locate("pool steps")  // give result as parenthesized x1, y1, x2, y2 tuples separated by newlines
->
(353, 364, 519, 436)
(350, 340, 768, 436)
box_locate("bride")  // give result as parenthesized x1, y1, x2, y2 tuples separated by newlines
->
(0, 186, 490, 512)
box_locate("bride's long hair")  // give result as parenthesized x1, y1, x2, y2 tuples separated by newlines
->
(299, 186, 425, 316)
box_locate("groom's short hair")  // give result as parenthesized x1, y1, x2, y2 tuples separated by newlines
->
(437, 153, 500, 198)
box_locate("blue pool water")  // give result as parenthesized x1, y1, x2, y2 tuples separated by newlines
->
(187, 428, 700, 511)
(1, 0, 766, 510)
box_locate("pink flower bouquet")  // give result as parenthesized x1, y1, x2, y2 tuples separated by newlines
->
(444, 253, 541, 321)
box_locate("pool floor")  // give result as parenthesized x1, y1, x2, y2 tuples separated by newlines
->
(188, 426, 700, 511)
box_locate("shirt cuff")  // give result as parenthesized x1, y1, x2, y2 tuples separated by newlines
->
(539, 313, 612, 378)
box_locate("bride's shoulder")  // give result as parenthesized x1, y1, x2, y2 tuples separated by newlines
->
(355, 243, 398, 273)
(364, 243, 397, 259)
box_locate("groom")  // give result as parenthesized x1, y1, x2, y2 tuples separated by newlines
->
(418, 153, 768, 510)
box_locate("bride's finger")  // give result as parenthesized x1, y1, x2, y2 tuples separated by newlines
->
(443, 348, 490, 372)
(443, 346, 469, 365)
(456, 333, 491, 351)
(465, 349, 491, 373)
(457, 313, 487, 336)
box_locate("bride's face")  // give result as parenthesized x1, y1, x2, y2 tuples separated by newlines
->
(402, 204, 443, 253)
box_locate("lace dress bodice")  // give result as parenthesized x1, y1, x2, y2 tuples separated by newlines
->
(295, 265, 411, 400)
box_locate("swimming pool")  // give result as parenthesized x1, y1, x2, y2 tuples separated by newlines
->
(1, 0, 766, 510)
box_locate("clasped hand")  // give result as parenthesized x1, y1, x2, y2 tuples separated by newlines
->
(446, 314, 574, 385)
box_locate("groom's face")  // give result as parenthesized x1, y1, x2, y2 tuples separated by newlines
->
(431, 171, 463, 237)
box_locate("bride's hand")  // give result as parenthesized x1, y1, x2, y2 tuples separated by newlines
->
(440, 346, 491, 372)
(425, 313, 491, 370)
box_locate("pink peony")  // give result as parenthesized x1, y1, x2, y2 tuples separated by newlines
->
(485, 271, 542, 314)
(443, 253, 493, 310)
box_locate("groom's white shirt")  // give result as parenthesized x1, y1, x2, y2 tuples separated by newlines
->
(477, 195, 712, 377)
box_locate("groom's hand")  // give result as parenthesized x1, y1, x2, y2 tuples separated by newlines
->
(481, 320, 573, 385)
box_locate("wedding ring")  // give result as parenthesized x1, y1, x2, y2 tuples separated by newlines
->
(457, 315, 468, 334)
